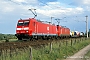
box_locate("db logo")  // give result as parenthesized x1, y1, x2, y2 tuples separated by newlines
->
(47, 27, 49, 30)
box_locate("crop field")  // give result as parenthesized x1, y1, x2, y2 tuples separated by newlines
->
(0, 37, 89, 60)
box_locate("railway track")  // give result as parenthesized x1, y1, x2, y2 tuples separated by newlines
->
(0, 37, 86, 50)
(0, 40, 52, 50)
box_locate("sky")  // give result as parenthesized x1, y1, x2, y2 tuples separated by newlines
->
(0, 0, 90, 34)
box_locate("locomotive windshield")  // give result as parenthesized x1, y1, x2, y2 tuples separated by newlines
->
(17, 21, 30, 26)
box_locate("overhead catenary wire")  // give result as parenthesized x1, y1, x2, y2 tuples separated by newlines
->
(38, 0, 67, 10)
(38, 0, 53, 9)
(6, 0, 71, 22)
(7, 0, 65, 10)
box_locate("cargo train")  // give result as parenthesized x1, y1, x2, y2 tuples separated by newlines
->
(15, 18, 71, 40)
(15, 17, 85, 40)
(15, 9, 85, 40)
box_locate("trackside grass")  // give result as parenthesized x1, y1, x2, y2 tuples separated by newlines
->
(0, 37, 90, 60)
(32, 38, 90, 60)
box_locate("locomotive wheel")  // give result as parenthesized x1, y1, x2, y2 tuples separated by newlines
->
(29, 37, 32, 41)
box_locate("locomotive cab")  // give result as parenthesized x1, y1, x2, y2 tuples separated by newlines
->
(15, 18, 33, 40)
(17, 20, 29, 32)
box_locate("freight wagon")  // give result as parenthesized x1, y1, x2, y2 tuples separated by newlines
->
(70, 31, 80, 37)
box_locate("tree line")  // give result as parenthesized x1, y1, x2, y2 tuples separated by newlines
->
(0, 33, 17, 40)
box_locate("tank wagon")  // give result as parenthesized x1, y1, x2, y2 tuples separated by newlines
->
(15, 18, 70, 40)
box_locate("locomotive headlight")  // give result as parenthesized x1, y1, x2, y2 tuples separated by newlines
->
(24, 27, 29, 30)
(26, 31, 28, 32)
(17, 28, 21, 30)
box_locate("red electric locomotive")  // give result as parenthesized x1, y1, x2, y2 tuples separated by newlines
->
(56, 25, 70, 38)
(15, 18, 71, 40)
(15, 18, 58, 40)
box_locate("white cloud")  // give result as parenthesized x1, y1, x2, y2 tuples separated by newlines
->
(75, 7, 83, 11)
(13, 0, 26, 3)
(0, 0, 40, 13)
(0, 1, 15, 13)
(82, 0, 90, 5)
(47, 2, 60, 5)
(36, 6, 84, 18)
(71, 0, 90, 13)
(2, 6, 14, 13)
(0, 0, 84, 17)
(73, 0, 90, 6)
(12, 0, 39, 5)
